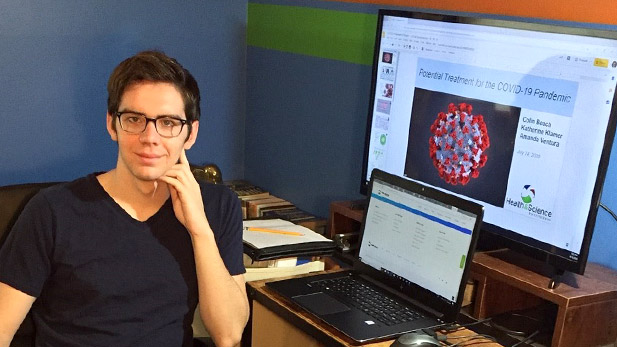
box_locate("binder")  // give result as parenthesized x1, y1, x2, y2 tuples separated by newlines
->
(242, 219, 335, 261)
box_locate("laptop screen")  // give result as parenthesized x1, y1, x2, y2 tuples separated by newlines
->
(358, 176, 479, 304)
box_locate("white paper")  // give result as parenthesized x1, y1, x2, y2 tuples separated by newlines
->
(242, 219, 332, 249)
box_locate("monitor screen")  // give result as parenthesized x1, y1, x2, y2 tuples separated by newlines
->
(361, 9, 617, 275)
(360, 174, 478, 305)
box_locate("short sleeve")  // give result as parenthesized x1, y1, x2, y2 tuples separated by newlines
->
(0, 192, 55, 297)
(202, 184, 245, 276)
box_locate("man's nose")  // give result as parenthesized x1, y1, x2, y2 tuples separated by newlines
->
(140, 119, 160, 141)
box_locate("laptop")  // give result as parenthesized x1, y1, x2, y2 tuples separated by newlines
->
(266, 169, 484, 343)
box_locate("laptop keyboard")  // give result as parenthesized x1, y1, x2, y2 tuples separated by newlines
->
(310, 276, 424, 326)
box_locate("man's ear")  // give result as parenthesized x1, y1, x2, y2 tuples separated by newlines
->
(106, 112, 118, 142)
(183, 121, 199, 150)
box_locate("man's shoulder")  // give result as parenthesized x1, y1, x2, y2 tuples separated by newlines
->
(199, 182, 242, 220)
(10, 173, 103, 226)
(35, 173, 102, 204)
(199, 181, 237, 201)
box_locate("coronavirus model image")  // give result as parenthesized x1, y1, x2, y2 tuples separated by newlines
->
(428, 102, 490, 185)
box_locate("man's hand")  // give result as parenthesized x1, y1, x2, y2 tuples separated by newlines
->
(160, 151, 249, 346)
(158, 149, 208, 236)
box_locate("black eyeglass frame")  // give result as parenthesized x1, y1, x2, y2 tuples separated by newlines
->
(115, 111, 188, 138)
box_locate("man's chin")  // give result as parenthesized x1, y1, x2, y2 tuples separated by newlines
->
(132, 169, 165, 183)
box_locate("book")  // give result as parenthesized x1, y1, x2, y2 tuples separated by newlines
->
(243, 259, 325, 282)
(242, 219, 335, 261)
(224, 180, 270, 200)
(224, 180, 271, 219)
(261, 206, 317, 222)
(261, 207, 327, 234)
(257, 204, 298, 218)
(239, 195, 277, 219)
(253, 202, 295, 218)
(243, 254, 300, 268)
(245, 196, 294, 218)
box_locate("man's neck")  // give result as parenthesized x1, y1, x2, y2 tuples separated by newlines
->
(97, 169, 170, 221)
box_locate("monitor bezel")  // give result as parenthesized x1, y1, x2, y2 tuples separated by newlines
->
(360, 9, 617, 275)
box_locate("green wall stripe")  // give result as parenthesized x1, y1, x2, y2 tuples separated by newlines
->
(247, 3, 377, 65)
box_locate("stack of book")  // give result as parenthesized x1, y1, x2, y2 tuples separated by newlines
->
(245, 195, 295, 219)
(223, 180, 271, 219)
(224, 180, 326, 234)
(223, 179, 270, 199)
(223, 180, 334, 283)
(242, 254, 325, 282)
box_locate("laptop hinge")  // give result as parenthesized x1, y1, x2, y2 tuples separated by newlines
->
(358, 273, 445, 320)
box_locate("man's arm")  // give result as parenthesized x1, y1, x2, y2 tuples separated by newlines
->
(159, 150, 249, 347)
(0, 282, 36, 347)
(191, 235, 249, 347)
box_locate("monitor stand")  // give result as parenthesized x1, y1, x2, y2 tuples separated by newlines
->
(470, 250, 617, 347)
(486, 249, 569, 289)
(547, 270, 565, 290)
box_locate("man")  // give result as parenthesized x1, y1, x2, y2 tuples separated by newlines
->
(0, 51, 249, 346)
(382, 51, 392, 64)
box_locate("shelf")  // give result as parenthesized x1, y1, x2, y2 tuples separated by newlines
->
(327, 200, 365, 239)
(470, 251, 617, 347)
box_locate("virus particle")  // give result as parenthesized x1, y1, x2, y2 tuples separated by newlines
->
(428, 102, 490, 185)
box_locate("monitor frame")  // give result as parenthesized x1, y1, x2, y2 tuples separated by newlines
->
(360, 9, 617, 276)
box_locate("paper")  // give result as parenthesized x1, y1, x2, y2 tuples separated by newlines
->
(244, 260, 325, 282)
(242, 219, 331, 249)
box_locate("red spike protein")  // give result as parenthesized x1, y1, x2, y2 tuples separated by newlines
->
(428, 102, 490, 185)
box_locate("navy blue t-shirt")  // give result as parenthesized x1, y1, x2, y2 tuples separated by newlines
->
(0, 173, 245, 347)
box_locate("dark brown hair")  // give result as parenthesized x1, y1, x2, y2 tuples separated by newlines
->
(107, 50, 200, 135)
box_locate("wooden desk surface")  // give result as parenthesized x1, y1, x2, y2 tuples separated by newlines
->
(248, 272, 503, 347)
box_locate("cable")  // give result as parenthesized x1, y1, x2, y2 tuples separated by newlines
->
(510, 329, 540, 347)
(449, 317, 493, 331)
(600, 202, 617, 222)
(439, 317, 493, 334)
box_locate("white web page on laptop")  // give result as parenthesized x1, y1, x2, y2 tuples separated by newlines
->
(359, 179, 476, 302)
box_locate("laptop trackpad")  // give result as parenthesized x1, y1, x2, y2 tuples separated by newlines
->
(292, 292, 350, 316)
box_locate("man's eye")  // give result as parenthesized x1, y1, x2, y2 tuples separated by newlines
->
(126, 116, 143, 123)
(159, 118, 181, 127)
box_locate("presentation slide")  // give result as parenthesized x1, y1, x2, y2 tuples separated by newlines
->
(405, 58, 575, 223)
(364, 17, 617, 256)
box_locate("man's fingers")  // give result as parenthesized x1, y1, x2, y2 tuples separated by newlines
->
(169, 184, 178, 199)
(179, 149, 188, 165)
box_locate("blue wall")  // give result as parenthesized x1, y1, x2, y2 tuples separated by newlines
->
(245, 47, 367, 214)
(1, 0, 615, 271)
(244, 0, 617, 271)
(0, 1, 248, 184)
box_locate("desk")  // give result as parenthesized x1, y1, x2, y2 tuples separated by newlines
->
(329, 200, 617, 347)
(247, 272, 503, 347)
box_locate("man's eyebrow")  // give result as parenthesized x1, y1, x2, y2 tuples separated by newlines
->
(118, 109, 184, 119)
(158, 114, 185, 120)
(117, 108, 144, 115)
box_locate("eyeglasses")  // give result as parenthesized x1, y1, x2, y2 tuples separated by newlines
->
(116, 112, 187, 138)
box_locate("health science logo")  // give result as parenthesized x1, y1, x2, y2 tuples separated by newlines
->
(505, 184, 552, 221)
(521, 185, 535, 203)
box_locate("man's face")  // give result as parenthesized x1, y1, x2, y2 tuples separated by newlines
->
(106, 81, 198, 182)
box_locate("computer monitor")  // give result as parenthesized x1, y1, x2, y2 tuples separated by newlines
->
(361, 9, 617, 277)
